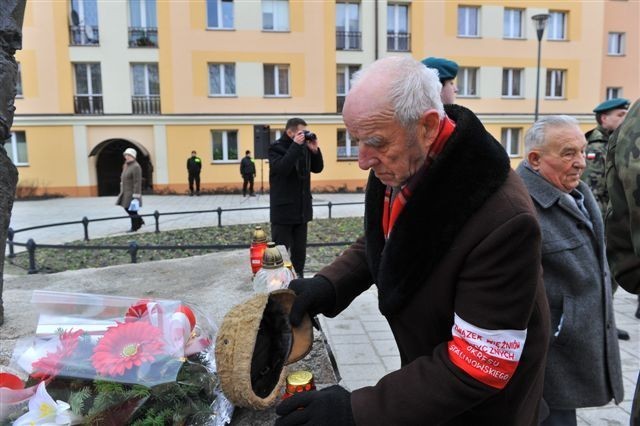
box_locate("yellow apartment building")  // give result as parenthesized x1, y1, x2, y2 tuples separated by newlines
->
(9, 0, 640, 197)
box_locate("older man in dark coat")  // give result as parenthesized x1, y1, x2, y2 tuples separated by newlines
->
(516, 116, 623, 426)
(275, 57, 550, 425)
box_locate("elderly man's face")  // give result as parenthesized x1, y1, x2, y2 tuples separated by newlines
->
(532, 125, 587, 192)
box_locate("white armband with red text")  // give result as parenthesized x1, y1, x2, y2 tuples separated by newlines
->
(447, 313, 527, 389)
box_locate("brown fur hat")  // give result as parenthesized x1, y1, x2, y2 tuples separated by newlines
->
(215, 289, 313, 409)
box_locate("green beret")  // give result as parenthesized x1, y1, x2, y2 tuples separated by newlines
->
(421, 57, 459, 81)
(593, 98, 630, 113)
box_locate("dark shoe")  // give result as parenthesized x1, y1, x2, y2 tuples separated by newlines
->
(617, 328, 630, 340)
(250, 193, 256, 197)
(196, 192, 200, 196)
(126, 228, 136, 233)
(635, 302, 640, 319)
(189, 193, 194, 196)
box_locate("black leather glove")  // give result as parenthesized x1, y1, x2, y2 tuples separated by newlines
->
(288, 276, 336, 327)
(275, 385, 354, 426)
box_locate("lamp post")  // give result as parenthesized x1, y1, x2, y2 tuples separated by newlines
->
(532, 13, 550, 122)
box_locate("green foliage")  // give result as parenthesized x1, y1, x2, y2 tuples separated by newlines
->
(68, 386, 92, 415)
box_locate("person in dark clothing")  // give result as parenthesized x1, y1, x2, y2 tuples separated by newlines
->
(186, 150, 202, 196)
(240, 150, 256, 196)
(269, 118, 324, 278)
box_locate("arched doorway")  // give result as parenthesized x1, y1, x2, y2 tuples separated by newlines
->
(91, 139, 153, 196)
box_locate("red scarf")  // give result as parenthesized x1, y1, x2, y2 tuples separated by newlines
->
(382, 116, 456, 239)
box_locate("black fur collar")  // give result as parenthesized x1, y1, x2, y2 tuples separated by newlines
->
(365, 104, 511, 316)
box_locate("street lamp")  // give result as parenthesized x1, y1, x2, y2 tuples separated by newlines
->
(532, 13, 550, 122)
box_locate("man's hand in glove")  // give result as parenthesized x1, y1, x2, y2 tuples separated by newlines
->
(287, 276, 336, 327)
(275, 385, 355, 426)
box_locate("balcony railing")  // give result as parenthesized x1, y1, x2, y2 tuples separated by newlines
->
(387, 32, 411, 52)
(336, 31, 362, 50)
(69, 25, 100, 46)
(132, 95, 161, 115)
(74, 95, 103, 115)
(336, 95, 346, 113)
(128, 27, 158, 48)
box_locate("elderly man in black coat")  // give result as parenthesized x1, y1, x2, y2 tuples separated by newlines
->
(268, 118, 323, 278)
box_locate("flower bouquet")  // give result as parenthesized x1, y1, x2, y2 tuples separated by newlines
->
(1, 290, 234, 425)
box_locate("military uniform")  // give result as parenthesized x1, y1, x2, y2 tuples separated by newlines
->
(582, 125, 610, 217)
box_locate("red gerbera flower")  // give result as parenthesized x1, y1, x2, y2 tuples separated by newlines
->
(31, 329, 83, 380)
(91, 321, 165, 377)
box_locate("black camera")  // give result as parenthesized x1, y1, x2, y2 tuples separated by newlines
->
(302, 130, 317, 142)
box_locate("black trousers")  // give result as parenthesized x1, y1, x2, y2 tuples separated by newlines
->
(188, 172, 200, 193)
(540, 408, 576, 426)
(271, 222, 308, 277)
(124, 208, 144, 231)
(242, 174, 254, 196)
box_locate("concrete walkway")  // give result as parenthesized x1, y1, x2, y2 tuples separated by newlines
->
(5, 194, 638, 425)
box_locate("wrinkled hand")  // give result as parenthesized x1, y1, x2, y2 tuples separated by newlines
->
(288, 276, 335, 327)
(275, 385, 354, 426)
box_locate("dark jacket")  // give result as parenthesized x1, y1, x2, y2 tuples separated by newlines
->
(187, 156, 202, 174)
(240, 155, 256, 177)
(517, 162, 623, 409)
(268, 134, 323, 224)
(318, 105, 550, 425)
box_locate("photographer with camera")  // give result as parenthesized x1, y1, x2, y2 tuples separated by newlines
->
(268, 117, 324, 278)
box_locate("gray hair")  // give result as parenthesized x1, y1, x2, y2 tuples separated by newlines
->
(524, 115, 580, 153)
(350, 56, 445, 127)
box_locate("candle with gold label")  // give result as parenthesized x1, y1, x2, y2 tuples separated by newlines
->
(282, 370, 316, 399)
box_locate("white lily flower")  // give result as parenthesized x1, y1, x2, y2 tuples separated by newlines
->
(13, 382, 78, 425)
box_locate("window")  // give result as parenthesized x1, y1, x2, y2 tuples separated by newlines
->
(264, 64, 289, 96)
(457, 67, 478, 97)
(387, 3, 410, 51)
(501, 128, 521, 157)
(337, 64, 359, 112)
(606, 87, 623, 100)
(209, 63, 236, 96)
(212, 130, 238, 161)
(503, 8, 523, 39)
(128, 0, 158, 47)
(337, 129, 358, 159)
(6, 131, 28, 165)
(457, 6, 479, 37)
(262, 0, 289, 31)
(336, 2, 361, 50)
(547, 11, 567, 40)
(69, 0, 99, 45)
(131, 63, 161, 114)
(502, 68, 523, 97)
(16, 63, 22, 97)
(608, 32, 625, 55)
(73, 63, 103, 114)
(545, 69, 566, 98)
(207, 0, 233, 29)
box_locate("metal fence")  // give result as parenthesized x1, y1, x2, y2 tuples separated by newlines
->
(6, 201, 363, 274)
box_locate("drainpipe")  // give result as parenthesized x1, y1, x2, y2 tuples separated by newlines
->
(374, 0, 379, 60)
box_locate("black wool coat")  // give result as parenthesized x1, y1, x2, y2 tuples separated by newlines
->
(268, 134, 323, 224)
(318, 105, 550, 425)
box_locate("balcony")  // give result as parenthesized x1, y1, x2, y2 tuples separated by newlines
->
(387, 32, 411, 52)
(69, 25, 100, 46)
(132, 95, 161, 115)
(74, 95, 103, 115)
(128, 27, 158, 48)
(336, 31, 362, 50)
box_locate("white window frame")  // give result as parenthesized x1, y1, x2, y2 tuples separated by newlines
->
(16, 62, 23, 98)
(336, 2, 360, 50)
(545, 69, 566, 99)
(209, 63, 236, 96)
(7, 131, 28, 165)
(457, 67, 478, 97)
(608, 32, 625, 55)
(211, 130, 239, 162)
(131, 63, 159, 96)
(337, 129, 358, 159)
(207, 0, 234, 29)
(501, 128, 521, 158)
(337, 64, 359, 96)
(502, 68, 523, 98)
(74, 63, 102, 96)
(263, 64, 290, 97)
(606, 87, 623, 100)
(262, 0, 289, 31)
(503, 8, 523, 39)
(457, 6, 479, 37)
(129, 0, 157, 27)
(387, 3, 410, 51)
(547, 11, 567, 41)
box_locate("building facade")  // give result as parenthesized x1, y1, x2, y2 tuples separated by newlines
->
(10, 0, 640, 197)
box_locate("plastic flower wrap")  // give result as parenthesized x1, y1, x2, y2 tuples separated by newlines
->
(3, 290, 234, 425)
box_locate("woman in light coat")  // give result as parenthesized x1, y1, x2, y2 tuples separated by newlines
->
(116, 147, 144, 232)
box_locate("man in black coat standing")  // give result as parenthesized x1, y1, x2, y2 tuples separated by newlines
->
(186, 150, 202, 196)
(269, 118, 324, 278)
(240, 150, 256, 196)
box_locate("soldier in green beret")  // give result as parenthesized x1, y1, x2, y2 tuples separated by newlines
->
(605, 97, 640, 425)
(421, 57, 459, 104)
